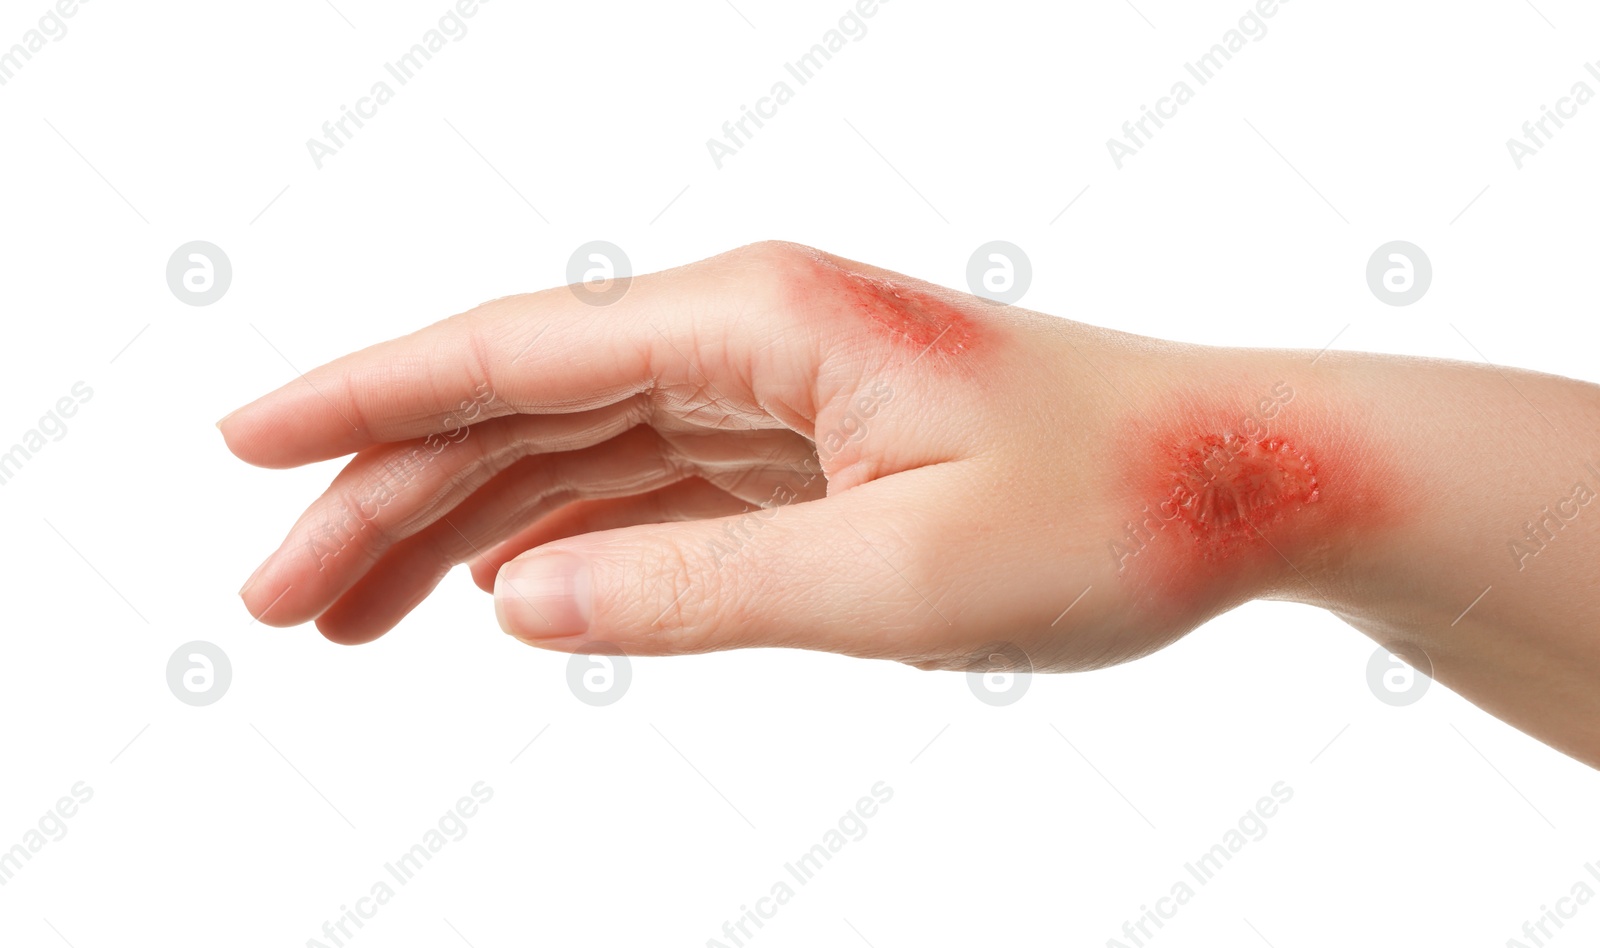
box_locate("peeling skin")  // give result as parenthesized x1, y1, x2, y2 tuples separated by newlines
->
(1108, 379, 1399, 610)
(1160, 433, 1321, 554)
(840, 272, 977, 356)
(805, 254, 979, 359)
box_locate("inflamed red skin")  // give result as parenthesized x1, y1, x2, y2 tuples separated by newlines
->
(782, 247, 984, 364)
(1161, 432, 1321, 543)
(748, 246, 997, 495)
(1103, 368, 1406, 630)
(833, 267, 980, 358)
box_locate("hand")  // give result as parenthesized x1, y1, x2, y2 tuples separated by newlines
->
(220, 240, 1250, 665)
(221, 241, 1600, 766)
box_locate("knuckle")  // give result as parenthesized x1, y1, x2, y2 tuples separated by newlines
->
(726, 240, 826, 313)
(456, 298, 532, 414)
(462, 327, 499, 407)
(602, 538, 723, 655)
(736, 239, 817, 264)
(302, 490, 387, 570)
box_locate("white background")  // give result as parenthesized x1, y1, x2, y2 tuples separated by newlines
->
(1, 0, 1597, 945)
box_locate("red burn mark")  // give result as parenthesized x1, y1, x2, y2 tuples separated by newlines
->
(833, 268, 978, 358)
(1160, 433, 1320, 552)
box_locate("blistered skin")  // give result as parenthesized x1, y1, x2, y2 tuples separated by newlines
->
(800, 251, 980, 359)
(839, 272, 978, 356)
(1109, 382, 1397, 603)
(1114, 427, 1330, 583)
(1161, 433, 1321, 552)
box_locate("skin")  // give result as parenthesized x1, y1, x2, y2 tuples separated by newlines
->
(219, 241, 1600, 768)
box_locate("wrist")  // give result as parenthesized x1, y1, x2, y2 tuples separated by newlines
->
(1100, 344, 1394, 620)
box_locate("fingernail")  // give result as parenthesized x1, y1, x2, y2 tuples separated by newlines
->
(216, 407, 242, 429)
(240, 559, 267, 598)
(496, 553, 591, 640)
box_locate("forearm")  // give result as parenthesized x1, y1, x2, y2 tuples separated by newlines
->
(1305, 352, 1600, 766)
(1032, 321, 1600, 765)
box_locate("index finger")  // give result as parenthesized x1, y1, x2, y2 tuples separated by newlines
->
(216, 241, 985, 468)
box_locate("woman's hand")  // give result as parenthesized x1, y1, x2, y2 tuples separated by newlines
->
(220, 241, 1600, 766)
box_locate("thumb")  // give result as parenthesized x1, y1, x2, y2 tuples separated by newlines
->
(492, 471, 966, 659)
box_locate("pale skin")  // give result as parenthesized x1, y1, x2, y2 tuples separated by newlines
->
(219, 241, 1600, 768)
